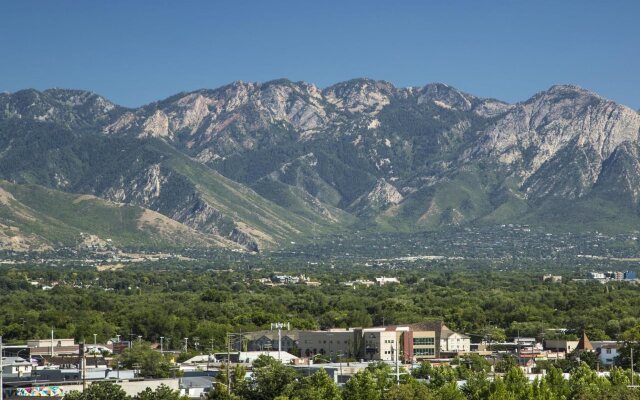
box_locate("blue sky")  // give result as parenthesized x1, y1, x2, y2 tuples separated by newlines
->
(1, 0, 638, 108)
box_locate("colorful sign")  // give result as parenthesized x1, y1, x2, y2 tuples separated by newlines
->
(16, 386, 65, 397)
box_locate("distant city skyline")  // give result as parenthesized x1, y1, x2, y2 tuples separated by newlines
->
(1, 0, 638, 109)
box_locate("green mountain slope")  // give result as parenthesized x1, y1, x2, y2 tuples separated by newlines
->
(0, 180, 231, 251)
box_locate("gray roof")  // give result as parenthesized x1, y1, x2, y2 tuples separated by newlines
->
(180, 376, 214, 389)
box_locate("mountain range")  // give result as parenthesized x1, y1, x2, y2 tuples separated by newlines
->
(1, 79, 639, 252)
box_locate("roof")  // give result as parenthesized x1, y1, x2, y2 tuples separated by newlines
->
(242, 330, 301, 341)
(182, 355, 218, 364)
(576, 332, 593, 351)
(407, 321, 446, 333)
(180, 376, 214, 389)
(1, 357, 31, 366)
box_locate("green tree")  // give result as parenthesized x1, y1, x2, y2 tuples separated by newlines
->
(342, 370, 380, 400)
(411, 362, 432, 379)
(543, 365, 568, 399)
(495, 355, 518, 373)
(462, 371, 491, 400)
(608, 366, 631, 386)
(117, 342, 171, 378)
(503, 367, 532, 400)
(241, 356, 297, 400)
(530, 378, 554, 400)
(568, 362, 609, 399)
(133, 384, 188, 400)
(426, 365, 457, 390)
(284, 368, 341, 400)
(385, 378, 433, 400)
(433, 381, 465, 400)
(65, 382, 129, 400)
(488, 377, 516, 400)
(365, 362, 394, 398)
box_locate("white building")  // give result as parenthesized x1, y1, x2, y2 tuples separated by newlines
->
(375, 277, 400, 286)
(361, 327, 405, 362)
(1, 356, 33, 375)
(440, 329, 471, 353)
(236, 351, 298, 364)
(592, 341, 622, 366)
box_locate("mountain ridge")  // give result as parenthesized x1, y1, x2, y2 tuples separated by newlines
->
(1, 80, 639, 251)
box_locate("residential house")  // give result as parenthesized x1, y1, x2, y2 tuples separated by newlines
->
(1, 357, 33, 376)
(591, 341, 622, 366)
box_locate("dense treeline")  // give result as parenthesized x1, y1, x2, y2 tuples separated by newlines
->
(65, 356, 640, 400)
(2, 260, 640, 350)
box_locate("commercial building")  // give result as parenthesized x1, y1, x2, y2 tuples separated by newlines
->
(299, 329, 358, 360)
(240, 330, 300, 353)
(297, 321, 469, 363)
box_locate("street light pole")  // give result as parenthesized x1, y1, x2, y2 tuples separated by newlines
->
(1, 335, 4, 400)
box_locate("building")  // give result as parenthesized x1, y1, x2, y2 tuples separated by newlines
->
(343, 280, 375, 288)
(624, 271, 637, 280)
(272, 275, 299, 284)
(235, 351, 298, 364)
(27, 338, 78, 356)
(592, 341, 622, 366)
(543, 339, 579, 353)
(375, 277, 400, 286)
(298, 329, 357, 360)
(179, 376, 215, 398)
(542, 275, 562, 283)
(240, 330, 300, 353)
(440, 328, 471, 353)
(1, 357, 33, 376)
(361, 327, 405, 362)
(298, 320, 466, 363)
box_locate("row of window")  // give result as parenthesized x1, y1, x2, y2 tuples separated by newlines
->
(303, 340, 351, 345)
(414, 348, 435, 356)
(413, 337, 435, 345)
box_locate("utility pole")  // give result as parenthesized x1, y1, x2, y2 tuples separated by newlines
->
(1, 335, 4, 400)
(160, 337, 164, 354)
(80, 341, 87, 392)
(632, 348, 635, 387)
(227, 334, 231, 396)
(393, 345, 399, 385)
(51, 329, 54, 357)
(270, 322, 288, 361)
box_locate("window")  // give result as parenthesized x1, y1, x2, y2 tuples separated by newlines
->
(413, 338, 435, 346)
(606, 348, 612, 354)
(414, 348, 435, 356)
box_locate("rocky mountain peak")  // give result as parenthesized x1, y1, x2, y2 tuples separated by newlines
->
(418, 83, 475, 111)
(323, 78, 396, 114)
(0, 88, 118, 126)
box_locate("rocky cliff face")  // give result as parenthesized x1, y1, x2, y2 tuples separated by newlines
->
(474, 85, 640, 201)
(2, 79, 640, 250)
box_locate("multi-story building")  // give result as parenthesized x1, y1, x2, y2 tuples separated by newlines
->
(361, 327, 405, 362)
(235, 330, 300, 354)
(297, 320, 467, 363)
(440, 327, 471, 353)
(298, 329, 358, 360)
